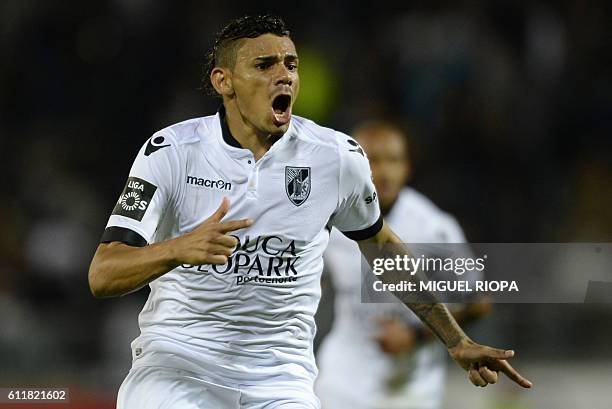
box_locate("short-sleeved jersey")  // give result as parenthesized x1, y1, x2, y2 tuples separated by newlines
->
(101, 108, 382, 388)
(316, 188, 477, 409)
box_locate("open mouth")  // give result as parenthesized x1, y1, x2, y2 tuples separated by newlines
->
(271, 94, 292, 126)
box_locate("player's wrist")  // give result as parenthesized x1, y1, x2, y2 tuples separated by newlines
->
(447, 335, 473, 353)
(154, 238, 183, 268)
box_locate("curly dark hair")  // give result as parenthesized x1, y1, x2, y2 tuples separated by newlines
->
(201, 14, 291, 96)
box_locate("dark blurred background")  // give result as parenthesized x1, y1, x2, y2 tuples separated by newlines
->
(1, 0, 611, 408)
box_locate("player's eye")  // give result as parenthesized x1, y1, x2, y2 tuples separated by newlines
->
(255, 63, 270, 70)
(286, 63, 298, 71)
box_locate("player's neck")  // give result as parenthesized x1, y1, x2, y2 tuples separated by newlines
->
(223, 104, 278, 161)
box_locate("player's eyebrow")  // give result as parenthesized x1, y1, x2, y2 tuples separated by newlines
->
(254, 53, 299, 63)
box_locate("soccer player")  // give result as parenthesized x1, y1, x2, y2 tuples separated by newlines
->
(316, 121, 491, 409)
(88, 15, 532, 409)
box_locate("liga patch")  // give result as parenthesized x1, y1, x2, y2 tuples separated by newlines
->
(112, 176, 157, 221)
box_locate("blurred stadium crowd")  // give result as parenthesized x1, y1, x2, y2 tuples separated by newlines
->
(0, 0, 611, 407)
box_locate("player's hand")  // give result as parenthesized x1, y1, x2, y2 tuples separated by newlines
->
(448, 338, 533, 388)
(374, 317, 416, 355)
(174, 197, 252, 265)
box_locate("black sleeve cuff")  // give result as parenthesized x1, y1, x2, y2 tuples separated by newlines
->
(341, 214, 384, 241)
(100, 226, 148, 247)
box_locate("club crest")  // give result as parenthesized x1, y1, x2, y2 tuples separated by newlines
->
(285, 166, 311, 206)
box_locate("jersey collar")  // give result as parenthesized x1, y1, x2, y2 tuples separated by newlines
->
(215, 105, 297, 160)
(218, 105, 244, 149)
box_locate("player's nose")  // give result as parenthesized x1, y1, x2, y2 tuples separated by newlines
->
(274, 65, 293, 87)
(275, 73, 292, 87)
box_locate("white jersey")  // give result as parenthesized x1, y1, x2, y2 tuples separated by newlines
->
(101, 108, 382, 391)
(316, 188, 478, 409)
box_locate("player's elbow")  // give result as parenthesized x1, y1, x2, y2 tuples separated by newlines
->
(88, 264, 112, 298)
(88, 251, 120, 298)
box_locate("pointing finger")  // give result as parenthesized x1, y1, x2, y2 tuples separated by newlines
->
(218, 218, 253, 233)
(497, 360, 533, 388)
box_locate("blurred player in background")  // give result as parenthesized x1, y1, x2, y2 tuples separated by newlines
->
(316, 121, 491, 409)
(89, 14, 530, 409)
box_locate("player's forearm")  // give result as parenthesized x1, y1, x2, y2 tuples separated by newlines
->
(404, 302, 469, 348)
(413, 300, 491, 343)
(90, 201, 250, 298)
(88, 240, 180, 298)
(358, 223, 471, 348)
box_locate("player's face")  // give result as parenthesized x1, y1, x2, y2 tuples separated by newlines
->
(230, 34, 299, 136)
(355, 129, 410, 211)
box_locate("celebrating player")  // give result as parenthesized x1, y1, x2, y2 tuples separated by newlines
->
(316, 120, 492, 409)
(88, 14, 532, 409)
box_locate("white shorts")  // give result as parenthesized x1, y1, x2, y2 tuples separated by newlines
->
(117, 365, 320, 409)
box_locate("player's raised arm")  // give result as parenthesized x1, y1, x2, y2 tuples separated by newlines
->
(356, 223, 533, 389)
(89, 197, 252, 298)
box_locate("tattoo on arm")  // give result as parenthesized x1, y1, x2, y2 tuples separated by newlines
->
(406, 302, 466, 348)
(358, 227, 468, 349)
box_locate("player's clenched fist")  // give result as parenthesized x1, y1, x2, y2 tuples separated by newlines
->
(173, 197, 252, 265)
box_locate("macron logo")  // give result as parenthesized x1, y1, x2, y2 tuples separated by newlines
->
(187, 175, 232, 191)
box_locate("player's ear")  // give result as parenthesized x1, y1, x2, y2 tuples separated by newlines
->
(210, 67, 234, 97)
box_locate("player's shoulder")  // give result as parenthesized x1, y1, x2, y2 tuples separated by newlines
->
(291, 116, 371, 176)
(153, 115, 213, 147)
(291, 115, 352, 151)
(140, 115, 216, 161)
